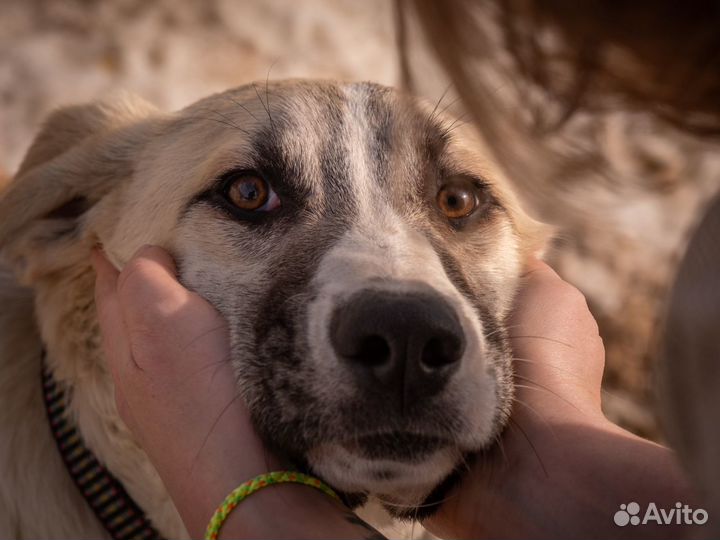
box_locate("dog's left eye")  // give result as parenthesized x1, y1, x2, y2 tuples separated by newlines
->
(223, 172, 281, 212)
(436, 180, 478, 219)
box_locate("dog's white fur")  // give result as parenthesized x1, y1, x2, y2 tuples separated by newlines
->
(0, 81, 547, 537)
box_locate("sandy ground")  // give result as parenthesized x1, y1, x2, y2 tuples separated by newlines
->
(2, 0, 719, 441)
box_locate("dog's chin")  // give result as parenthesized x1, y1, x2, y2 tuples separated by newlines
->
(306, 438, 463, 511)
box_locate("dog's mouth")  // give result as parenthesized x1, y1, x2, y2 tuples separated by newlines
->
(340, 432, 449, 462)
(306, 433, 463, 510)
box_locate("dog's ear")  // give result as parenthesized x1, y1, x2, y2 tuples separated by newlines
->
(0, 94, 159, 283)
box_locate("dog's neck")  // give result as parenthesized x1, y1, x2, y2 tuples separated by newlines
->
(35, 263, 188, 539)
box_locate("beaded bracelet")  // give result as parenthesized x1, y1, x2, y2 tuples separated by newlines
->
(204, 471, 340, 540)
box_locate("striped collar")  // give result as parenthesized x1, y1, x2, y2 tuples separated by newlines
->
(42, 354, 165, 540)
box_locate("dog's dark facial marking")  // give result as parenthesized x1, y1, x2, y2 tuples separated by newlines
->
(429, 240, 512, 392)
(344, 433, 447, 462)
(245, 221, 352, 457)
(358, 83, 394, 190)
(232, 92, 360, 457)
(372, 469, 397, 482)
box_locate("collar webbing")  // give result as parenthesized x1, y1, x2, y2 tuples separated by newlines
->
(41, 354, 165, 540)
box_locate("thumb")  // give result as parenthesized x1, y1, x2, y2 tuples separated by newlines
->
(113, 246, 230, 378)
(92, 247, 136, 379)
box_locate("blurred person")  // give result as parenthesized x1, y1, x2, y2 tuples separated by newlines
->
(405, 1, 720, 536)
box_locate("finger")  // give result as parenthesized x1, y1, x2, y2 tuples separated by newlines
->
(112, 376, 135, 429)
(92, 246, 120, 307)
(115, 246, 190, 336)
(520, 256, 561, 281)
(91, 247, 136, 376)
(116, 246, 184, 311)
(132, 244, 178, 276)
(513, 258, 587, 318)
(117, 245, 226, 341)
(510, 258, 604, 407)
(113, 246, 230, 376)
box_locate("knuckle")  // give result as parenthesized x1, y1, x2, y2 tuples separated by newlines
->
(134, 244, 161, 259)
(555, 280, 588, 308)
(134, 244, 175, 272)
(552, 280, 602, 330)
(116, 258, 152, 299)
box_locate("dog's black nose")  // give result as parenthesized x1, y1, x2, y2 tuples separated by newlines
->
(330, 289, 465, 405)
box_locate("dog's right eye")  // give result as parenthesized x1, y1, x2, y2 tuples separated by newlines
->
(222, 171, 281, 213)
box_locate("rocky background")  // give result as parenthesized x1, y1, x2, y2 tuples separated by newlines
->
(2, 0, 719, 444)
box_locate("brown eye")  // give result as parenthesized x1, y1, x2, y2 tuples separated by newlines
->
(436, 183, 478, 219)
(227, 175, 269, 211)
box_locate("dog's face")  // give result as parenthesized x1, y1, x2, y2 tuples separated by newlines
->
(0, 80, 546, 515)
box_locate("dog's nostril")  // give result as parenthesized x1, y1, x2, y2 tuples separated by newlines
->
(355, 335, 391, 367)
(421, 335, 463, 370)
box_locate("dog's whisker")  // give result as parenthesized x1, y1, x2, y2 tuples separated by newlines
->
(265, 61, 277, 130)
(511, 397, 555, 435)
(190, 391, 245, 470)
(513, 375, 582, 413)
(207, 108, 252, 135)
(178, 355, 232, 385)
(253, 83, 275, 133)
(493, 432, 509, 467)
(513, 356, 595, 382)
(507, 417, 548, 478)
(513, 382, 580, 414)
(374, 491, 460, 511)
(441, 113, 469, 136)
(428, 82, 454, 125)
(444, 120, 469, 136)
(223, 94, 260, 123)
(502, 323, 525, 331)
(484, 323, 519, 340)
(437, 95, 464, 119)
(196, 115, 251, 136)
(180, 323, 229, 353)
(509, 334, 574, 348)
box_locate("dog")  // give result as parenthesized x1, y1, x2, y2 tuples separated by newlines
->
(0, 79, 547, 538)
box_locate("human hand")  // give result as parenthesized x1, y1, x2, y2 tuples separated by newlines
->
(92, 245, 383, 540)
(508, 257, 606, 422)
(92, 245, 275, 536)
(424, 258, 692, 539)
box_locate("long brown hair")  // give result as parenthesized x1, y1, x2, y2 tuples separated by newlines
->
(405, 0, 720, 135)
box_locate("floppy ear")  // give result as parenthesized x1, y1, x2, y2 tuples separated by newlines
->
(0, 94, 159, 284)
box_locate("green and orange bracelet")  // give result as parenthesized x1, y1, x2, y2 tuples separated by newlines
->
(204, 471, 340, 540)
